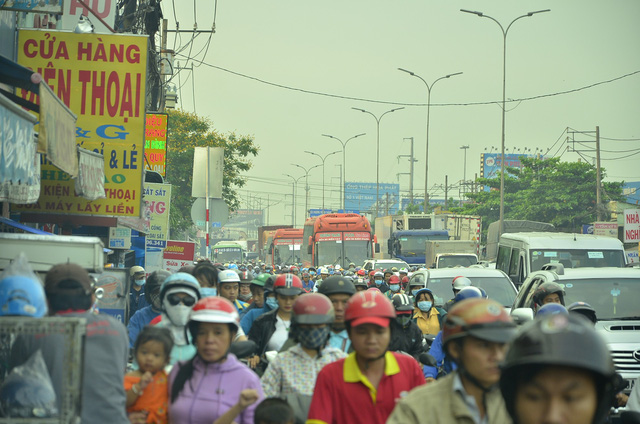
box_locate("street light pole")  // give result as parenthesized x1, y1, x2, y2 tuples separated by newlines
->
(292, 163, 321, 218)
(460, 145, 469, 195)
(398, 68, 462, 214)
(321, 132, 366, 211)
(303, 150, 340, 212)
(284, 174, 304, 226)
(352, 107, 404, 218)
(461, 8, 550, 235)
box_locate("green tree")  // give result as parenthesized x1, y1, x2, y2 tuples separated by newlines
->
(165, 110, 259, 238)
(454, 157, 624, 235)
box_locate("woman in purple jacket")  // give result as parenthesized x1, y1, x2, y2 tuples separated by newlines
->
(169, 297, 263, 424)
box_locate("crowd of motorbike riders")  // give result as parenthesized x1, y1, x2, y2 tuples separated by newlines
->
(1, 257, 639, 424)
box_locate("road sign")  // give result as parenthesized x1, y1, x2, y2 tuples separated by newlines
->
(309, 209, 332, 218)
(191, 198, 229, 230)
(211, 222, 222, 228)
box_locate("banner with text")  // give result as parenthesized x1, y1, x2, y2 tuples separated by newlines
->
(163, 240, 196, 273)
(624, 209, 640, 243)
(144, 183, 171, 248)
(144, 113, 168, 176)
(15, 30, 148, 217)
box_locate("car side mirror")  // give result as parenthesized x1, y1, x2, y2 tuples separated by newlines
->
(307, 244, 312, 255)
(511, 308, 534, 325)
(375, 243, 380, 254)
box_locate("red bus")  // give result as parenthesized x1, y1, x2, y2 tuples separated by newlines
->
(270, 228, 303, 267)
(305, 213, 378, 268)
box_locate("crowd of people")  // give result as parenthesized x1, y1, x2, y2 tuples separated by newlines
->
(0, 256, 638, 424)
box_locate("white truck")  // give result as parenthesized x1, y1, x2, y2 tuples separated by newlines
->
(425, 240, 479, 268)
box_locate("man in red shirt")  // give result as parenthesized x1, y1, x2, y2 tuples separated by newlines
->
(306, 290, 425, 424)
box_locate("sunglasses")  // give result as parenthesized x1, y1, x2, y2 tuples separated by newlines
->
(166, 293, 196, 307)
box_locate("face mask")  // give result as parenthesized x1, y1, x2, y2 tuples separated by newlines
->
(200, 287, 217, 298)
(297, 326, 331, 350)
(397, 315, 412, 327)
(411, 289, 420, 296)
(238, 293, 252, 302)
(390, 284, 400, 292)
(417, 301, 432, 312)
(266, 297, 278, 310)
(163, 301, 192, 327)
(374, 279, 382, 286)
(134, 279, 145, 287)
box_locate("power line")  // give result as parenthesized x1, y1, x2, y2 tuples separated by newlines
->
(173, 54, 640, 108)
(567, 127, 640, 142)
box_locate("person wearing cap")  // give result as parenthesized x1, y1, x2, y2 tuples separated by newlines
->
(532, 282, 565, 312)
(388, 297, 517, 424)
(261, 294, 346, 421)
(127, 270, 170, 348)
(318, 276, 357, 353)
(388, 293, 424, 360)
(218, 269, 250, 314)
(301, 272, 314, 292)
(238, 270, 254, 304)
(354, 278, 368, 292)
(10, 263, 129, 424)
(239, 272, 269, 318)
(499, 314, 618, 424)
(248, 274, 304, 373)
(383, 269, 394, 285)
(169, 297, 263, 424)
(306, 290, 425, 424)
(129, 265, 148, 318)
(384, 275, 404, 300)
(413, 288, 446, 336)
(240, 275, 277, 334)
(443, 276, 472, 311)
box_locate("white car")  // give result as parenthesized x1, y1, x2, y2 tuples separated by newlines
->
(362, 259, 410, 272)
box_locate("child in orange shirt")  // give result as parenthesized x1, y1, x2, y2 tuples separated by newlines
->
(125, 326, 173, 424)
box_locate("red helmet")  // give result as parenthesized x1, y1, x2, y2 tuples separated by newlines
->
(452, 276, 472, 290)
(357, 269, 366, 276)
(290, 266, 299, 273)
(292, 293, 334, 325)
(388, 275, 401, 285)
(273, 274, 304, 296)
(188, 297, 240, 338)
(345, 290, 396, 328)
(401, 276, 410, 284)
(442, 298, 516, 346)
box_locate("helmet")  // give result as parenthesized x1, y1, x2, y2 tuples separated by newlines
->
(452, 276, 472, 291)
(218, 269, 241, 284)
(345, 290, 396, 327)
(401, 276, 410, 285)
(318, 276, 356, 296)
(388, 275, 401, 285)
(290, 266, 299, 273)
(399, 267, 409, 274)
(264, 275, 277, 294)
(291, 293, 335, 325)
(228, 263, 239, 270)
(273, 274, 304, 296)
(238, 270, 253, 283)
(414, 288, 434, 305)
(130, 266, 145, 277)
(357, 269, 366, 276)
(318, 267, 329, 275)
(391, 293, 413, 313)
(536, 303, 568, 318)
(373, 271, 384, 278)
(0, 276, 47, 318)
(354, 278, 368, 288)
(532, 282, 565, 306)
(567, 301, 597, 324)
(500, 314, 616, 424)
(383, 269, 393, 276)
(160, 272, 201, 301)
(145, 270, 170, 309)
(454, 286, 487, 303)
(188, 297, 240, 339)
(443, 298, 516, 346)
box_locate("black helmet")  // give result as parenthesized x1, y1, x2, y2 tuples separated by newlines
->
(500, 314, 616, 424)
(145, 270, 170, 310)
(567, 301, 597, 324)
(391, 293, 413, 313)
(264, 275, 277, 294)
(532, 282, 565, 306)
(318, 276, 356, 296)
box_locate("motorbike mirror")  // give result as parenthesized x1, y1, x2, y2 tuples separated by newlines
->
(228, 340, 257, 358)
(419, 352, 437, 367)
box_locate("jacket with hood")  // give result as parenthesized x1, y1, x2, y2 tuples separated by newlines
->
(169, 354, 263, 424)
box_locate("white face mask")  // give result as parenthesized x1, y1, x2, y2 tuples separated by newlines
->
(163, 300, 191, 327)
(134, 279, 145, 287)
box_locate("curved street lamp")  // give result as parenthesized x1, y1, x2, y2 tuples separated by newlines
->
(303, 151, 340, 212)
(461, 8, 550, 235)
(321, 132, 366, 210)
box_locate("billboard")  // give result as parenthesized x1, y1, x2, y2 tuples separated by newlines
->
(144, 113, 168, 176)
(622, 182, 640, 205)
(15, 30, 147, 217)
(144, 183, 171, 248)
(480, 153, 539, 179)
(344, 182, 399, 216)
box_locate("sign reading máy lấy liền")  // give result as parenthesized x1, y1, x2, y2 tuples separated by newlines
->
(15, 30, 147, 217)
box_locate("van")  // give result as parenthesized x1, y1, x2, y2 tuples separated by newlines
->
(496, 232, 626, 286)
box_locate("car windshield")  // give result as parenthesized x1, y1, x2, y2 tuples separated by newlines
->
(530, 249, 625, 272)
(343, 240, 370, 268)
(559, 278, 640, 320)
(274, 244, 301, 266)
(437, 255, 477, 268)
(426, 276, 516, 308)
(375, 261, 410, 270)
(214, 248, 242, 262)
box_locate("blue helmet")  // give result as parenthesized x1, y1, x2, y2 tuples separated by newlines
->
(536, 303, 568, 318)
(160, 272, 201, 300)
(0, 276, 47, 318)
(454, 286, 487, 304)
(414, 288, 434, 305)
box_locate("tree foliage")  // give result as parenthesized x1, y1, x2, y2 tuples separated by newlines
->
(165, 110, 259, 238)
(454, 157, 624, 235)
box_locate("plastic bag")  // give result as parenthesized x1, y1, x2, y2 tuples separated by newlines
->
(0, 349, 58, 418)
(0, 252, 40, 282)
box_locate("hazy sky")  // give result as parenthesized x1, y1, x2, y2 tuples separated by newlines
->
(164, 0, 640, 226)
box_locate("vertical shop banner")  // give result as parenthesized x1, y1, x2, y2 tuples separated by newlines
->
(75, 147, 106, 200)
(144, 182, 170, 248)
(144, 113, 168, 176)
(15, 30, 147, 217)
(38, 81, 78, 175)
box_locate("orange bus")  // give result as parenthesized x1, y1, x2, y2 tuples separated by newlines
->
(306, 213, 378, 268)
(270, 228, 303, 267)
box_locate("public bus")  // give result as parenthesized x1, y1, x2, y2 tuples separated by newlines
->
(270, 228, 303, 267)
(212, 241, 245, 263)
(305, 213, 378, 268)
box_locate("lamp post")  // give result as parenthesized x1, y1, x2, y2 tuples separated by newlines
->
(303, 150, 340, 212)
(460, 145, 469, 195)
(461, 8, 550, 235)
(351, 107, 404, 218)
(398, 68, 462, 213)
(321, 132, 366, 211)
(292, 163, 321, 218)
(284, 173, 304, 226)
